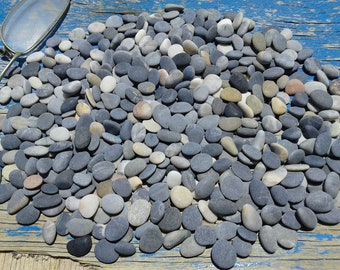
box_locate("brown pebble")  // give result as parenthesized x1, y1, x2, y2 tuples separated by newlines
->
(24, 175, 43, 190)
(285, 79, 305, 95)
(76, 102, 91, 116)
(96, 179, 113, 198)
(133, 101, 152, 120)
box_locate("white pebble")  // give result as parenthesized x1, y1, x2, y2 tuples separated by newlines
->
(55, 53, 71, 64)
(168, 44, 184, 58)
(49, 126, 71, 141)
(59, 40, 72, 51)
(28, 76, 43, 89)
(0, 86, 12, 104)
(88, 21, 106, 33)
(26, 51, 45, 62)
(100, 76, 116, 93)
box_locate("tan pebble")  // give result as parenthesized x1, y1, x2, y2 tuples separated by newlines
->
(330, 122, 340, 137)
(170, 186, 193, 209)
(262, 166, 287, 187)
(159, 69, 169, 86)
(96, 180, 113, 198)
(170, 156, 190, 169)
(76, 102, 91, 116)
(219, 117, 242, 132)
(2, 164, 19, 181)
(285, 79, 305, 95)
(79, 194, 100, 218)
(262, 80, 279, 98)
(220, 87, 242, 102)
(133, 101, 152, 120)
(133, 142, 152, 157)
(242, 204, 262, 232)
(198, 200, 217, 223)
(277, 75, 289, 89)
(10, 116, 29, 130)
(271, 97, 287, 115)
(285, 164, 310, 171)
(85, 88, 97, 107)
(200, 50, 211, 65)
(149, 151, 166, 164)
(143, 119, 161, 133)
(246, 94, 263, 115)
(238, 101, 254, 118)
(128, 176, 143, 191)
(270, 143, 289, 162)
(24, 175, 43, 190)
(86, 73, 101, 86)
(220, 136, 238, 156)
(89, 122, 105, 136)
(183, 39, 198, 55)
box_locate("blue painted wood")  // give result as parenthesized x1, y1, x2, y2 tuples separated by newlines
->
(0, 1, 339, 269)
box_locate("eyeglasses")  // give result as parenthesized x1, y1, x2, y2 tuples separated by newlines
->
(0, 0, 71, 81)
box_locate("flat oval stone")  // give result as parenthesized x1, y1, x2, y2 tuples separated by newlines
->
(139, 226, 163, 253)
(101, 194, 124, 215)
(42, 220, 57, 245)
(242, 203, 262, 232)
(259, 225, 277, 254)
(211, 239, 237, 269)
(92, 161, 115, 181)
(105, 216, 129, 242)
(79, 194, 100, 218)
(16, 204, 40, 225)
(305, 191, 334, 213)
(170, 186, 193, 209)
(94, 239, 119, 264)
(262, 166, 287, 187)
(67, 235, 92, 257)
(163, 229, 191, 250)
(128, 199, 151, 227)
(180, 235, 206, 258)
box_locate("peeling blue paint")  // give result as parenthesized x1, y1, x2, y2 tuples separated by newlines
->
(5, 225, 41, 237)
(286, 241, 305, 254)
(319, 250, 330, 255)
(300, 233, 337, 241)
(235, 261, 271, 268)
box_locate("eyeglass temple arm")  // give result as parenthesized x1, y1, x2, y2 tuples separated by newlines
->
(0, 51, 22, 82)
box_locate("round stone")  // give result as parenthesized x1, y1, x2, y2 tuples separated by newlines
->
(170, 186, 193, 209)
(211, 239, 237, 270)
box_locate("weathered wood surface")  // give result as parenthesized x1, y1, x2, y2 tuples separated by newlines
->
(0, 0, 339, 269)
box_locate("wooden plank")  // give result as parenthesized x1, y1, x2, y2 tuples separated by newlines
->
(1, 201, 340, 269)
(0, 0, 339, 269)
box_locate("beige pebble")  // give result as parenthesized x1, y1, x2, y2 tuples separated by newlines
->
(170, 156, 190, 170)
(10, 116, 29, 130)
(262, 80, 279, 98)
(86, 73, 101, 86)
(219, 117, 242, 132)
(285, 164, 310, 171)
(85, 88, 97, 107)
(76, 102, 91, 116)
(238, 101, 254, 118)
(242, 204, 262, 232)
(28, 76, 43, 89)
(128, 176, 143, 191)
(79, 194, 100, 218)
(220, 136, 238, 156)
(24, 175, 43, 190)
(198, 200, 217, 223)
(262, 166, 287, 187)
(200, 50, 211, 65)
(89, 122, 105, 136)
(170, 186, 193, 209)
(2, 164, 18, 181)
(59, 40, 72, 51)
(277, 75, 289, 89)
(133, 101, 152, 120)
(149, 151, 166, 164)
(246, 94, 263, 115)
(96, 180, 114, 198)
(270, 142, 289, 162)
(143, 119, 161, 133)
(88, 21, 106, 33)
(133, 142, 152, 157)
(271, 97, 287, 115)
(220, 87, 242, 102)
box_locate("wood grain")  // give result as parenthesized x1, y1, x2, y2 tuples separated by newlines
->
(1, 0, 339, 269)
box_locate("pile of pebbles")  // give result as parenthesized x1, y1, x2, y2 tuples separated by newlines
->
(0, 3, 340, 269)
